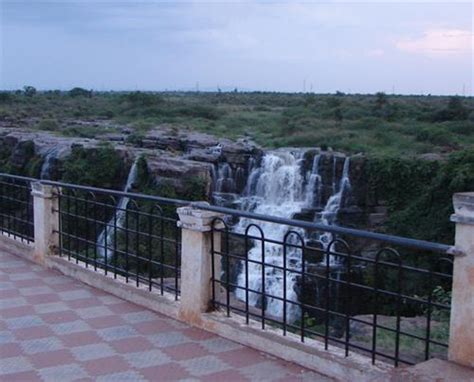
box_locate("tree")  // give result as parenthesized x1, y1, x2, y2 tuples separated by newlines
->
(433, 96, 469, 122)
(124, 91, 163, 107)
(23, 86, 37, 97)
(69, 87, 92, 98)
(0, 92, 12, 103)
(334, 107, 343, 122)
(374, 92, 388, 110)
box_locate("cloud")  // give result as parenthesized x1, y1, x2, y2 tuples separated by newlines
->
(395, 28, 472, 56)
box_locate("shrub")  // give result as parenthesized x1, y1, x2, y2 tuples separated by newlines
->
(126, 133, 144, 146)
(124, 92, 164, 107)
(415, 127, 451, 146)
(433, 96, 469, 121)
(23, 86, 37, 97)
(0, 92, 12, 104)
(37, 118, 60, 131)
(69, 87, 92, 98)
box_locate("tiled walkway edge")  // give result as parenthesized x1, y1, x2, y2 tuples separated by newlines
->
(1, 249, 329, 381)
(46, 252, 389, 381)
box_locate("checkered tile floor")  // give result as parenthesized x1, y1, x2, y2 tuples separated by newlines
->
(0, 251, 331, 381)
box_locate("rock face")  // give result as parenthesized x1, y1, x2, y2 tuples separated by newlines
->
(0, 127, 262, 201)
(145, 155, 214, 198)
(0, 127, 387, 231)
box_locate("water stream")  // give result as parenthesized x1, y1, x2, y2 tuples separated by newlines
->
(234, 152, 306, 320)
(96, 159, 139, 259)
(315, 157, 351, 264)
(212, 150, 352, 322)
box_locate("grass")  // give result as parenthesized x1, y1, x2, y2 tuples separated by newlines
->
(0, 90, 473, 156)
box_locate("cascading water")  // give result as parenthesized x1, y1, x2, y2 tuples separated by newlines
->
(220, 150, 352, 322)
(305, 154, 322, 207)
(40, 146, 70, 180)
(315, 157, 351, 264)
(212, 162, 236, 206)
(215, 163, 235, 193)
(40, 148, 57, 179)
(96, 159, 139, 259)
(235, 152, 307, 321)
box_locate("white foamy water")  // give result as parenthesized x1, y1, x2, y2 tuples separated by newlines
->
(235, 152, 308, 321)
(40, 146, 70, 180)
(316, 157, 351, 264)
(211, 150, 351, 322)
(305, 154, 322, 207)
(96, 159, 139, 259)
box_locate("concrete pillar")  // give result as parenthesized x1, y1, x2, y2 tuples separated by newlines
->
(31, 182, 60, 264)
(449, 192, 474, 367)
(177, 205, 224, 325)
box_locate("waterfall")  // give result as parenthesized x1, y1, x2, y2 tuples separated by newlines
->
(227, 151, 352, 322)
(208, 150, 352, 322)
(96, 159, 139, 259)
(316, 157, 351, 263)
(40, 145, 71, 180)
(40, 147, 65, 180)
(305, 154, 322, 207)
(244, 158, 260, 197)
(215, 163, 235, 193)
(332, 156, 337, 195)
(212, 162, 237, 206)
(235, 152, 307, 321)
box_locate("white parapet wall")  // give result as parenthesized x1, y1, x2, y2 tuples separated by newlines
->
(449, 192, 474, 368)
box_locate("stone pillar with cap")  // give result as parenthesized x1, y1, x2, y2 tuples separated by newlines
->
(31, 182, 60, 264)
(177, 204, 225, 325)
(449, 192, 474, 367)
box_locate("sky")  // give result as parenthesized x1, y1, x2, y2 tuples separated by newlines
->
(0, 1, 472, 95)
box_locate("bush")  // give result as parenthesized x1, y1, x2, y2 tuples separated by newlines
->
(69, 87, 92, 98)
(449, 121, 474, 135)
(124, 92, 164, 107)
(175, 105, 221, 120)
(433, 96, 470, 122)
(0, 92, 12, 104)
(415, 127, 451, 146)
(126, 133, 144, 146)
(23, 86, 37, 97)
(37, 118, 60, 131)
(369, 149, 474, 243)
(62, 145, 126, 189)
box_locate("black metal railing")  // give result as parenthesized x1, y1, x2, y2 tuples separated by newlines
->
(46, 181, 185, 299)
(0, 172, 457, 367)
(0, 174, 34, 242)
(209, 208, 454, 367)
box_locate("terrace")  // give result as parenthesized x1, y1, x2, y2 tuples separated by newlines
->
(1, 173, 473, 381)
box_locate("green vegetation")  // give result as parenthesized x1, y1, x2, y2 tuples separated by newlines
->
(0, 89, 472, 155)
(0, 140, 43, 177)
(62, 145, 127, 190)
(368, 149, 474, 244)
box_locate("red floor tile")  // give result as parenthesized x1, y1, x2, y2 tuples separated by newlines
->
(140, 362, 190, 381)
(109, 336, 154, 353)
(30, 349, 75, 368)
(162, 343, 209, 361)
(82, 355, 130, 376)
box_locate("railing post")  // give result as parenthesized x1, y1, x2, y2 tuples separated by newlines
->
(449, 192, 474, 367)
(31, 182, 60, 264)
(177, 205, 224, 325)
